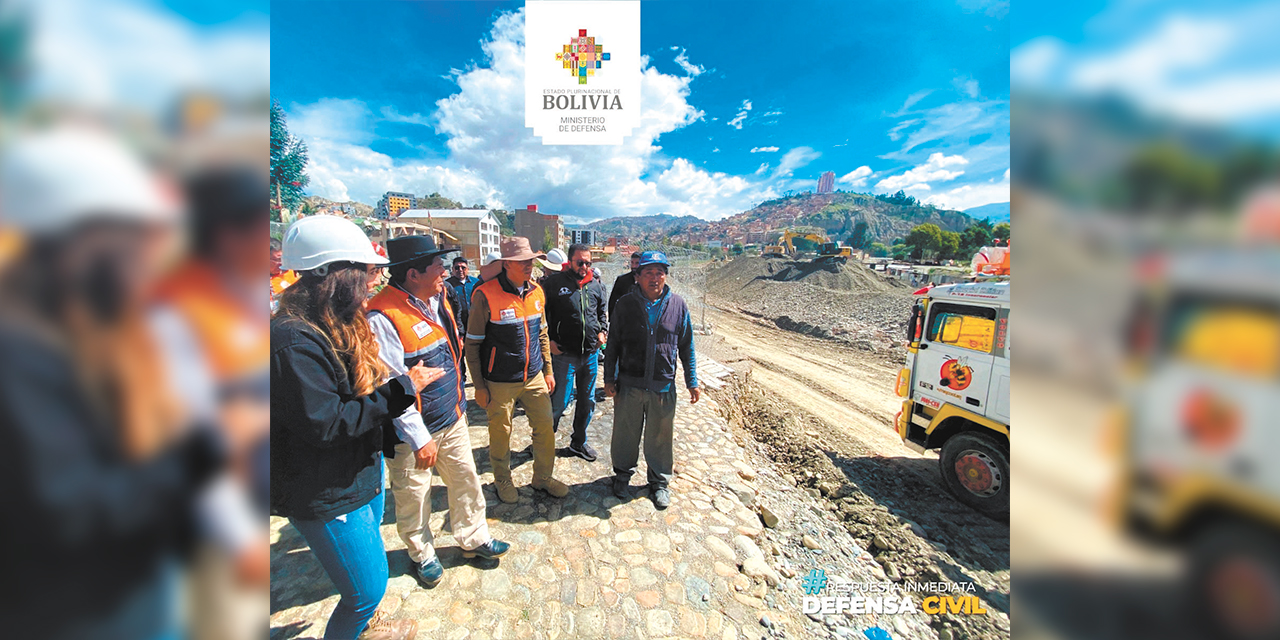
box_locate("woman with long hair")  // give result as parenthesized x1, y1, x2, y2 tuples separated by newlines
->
(270, 216, 435, 640)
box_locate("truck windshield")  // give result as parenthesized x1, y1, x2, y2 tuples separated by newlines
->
(927, 302, 997, 354)
(1164, 296, 1280, 378)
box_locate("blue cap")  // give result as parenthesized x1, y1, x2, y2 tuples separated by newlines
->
(638, 251, 669, 269)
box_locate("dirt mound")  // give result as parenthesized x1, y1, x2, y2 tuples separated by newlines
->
(706, 257, 914, 350)
(707, 256, 907, 295)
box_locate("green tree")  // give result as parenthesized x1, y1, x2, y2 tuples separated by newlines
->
(891, 243, 908, 260)
(904, 223, 943, 260)
(993, 222, 1010, 243)
(939, 230, 961, 260)
(542, 227, 555, 252)
(869, 242, 889, 257)
(959, 222, 993, 257)
(846, 221, 870, 250)
(270, 101, 309, 221)
(1121, 142, 1220, 212)
(732, 243, 744, 255)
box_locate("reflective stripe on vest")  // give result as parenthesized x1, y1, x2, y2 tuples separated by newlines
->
(366, 285, 465, 432)
(477, 277, 545, 383)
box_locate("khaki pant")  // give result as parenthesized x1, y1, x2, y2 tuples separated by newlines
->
(484, 373, 556, 483)
(188, 543, 268, 640)
(385, 415, 490, 561)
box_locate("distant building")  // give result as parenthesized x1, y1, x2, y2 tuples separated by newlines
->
(375, 191, 418, 219)
(817, 171, 836, 194)
(569, 229, 600, 246)
(514, 204, 565, 251)
(397, 209, 502, 264)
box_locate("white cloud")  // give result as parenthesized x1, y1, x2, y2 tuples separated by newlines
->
(772, 147, 821, 179)
(1069, 16, 1232, 92)
(29, 0, 268, 115)
(754, 163, 770, 175)
(750, 146, 780, 153)
(837, 166, 873, 188)
(672, 47, 705, 76)
(881, 99, 1005, 160)
(379, 106, 433, 126)
(954, 77, 980, 98)
(295, 8, 779, 221)
(1010, 36, 1065, 86)
(762, 110, 783, 117)
(290, 99, 500, 206)
(923, 167, 1010, 211)
(1014, 8, 1280, 124)
(874, 153, 968, 192)
(728, 99, 752, 129)
(896, 90, 933, 115)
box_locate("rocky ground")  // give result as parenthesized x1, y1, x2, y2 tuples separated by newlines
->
(704, 257, 914, 356)
(695, 299, 1011, 640)
(271, 347, 967, 640)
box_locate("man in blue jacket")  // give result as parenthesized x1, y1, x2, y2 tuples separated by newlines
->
(603, 251, 700, 509)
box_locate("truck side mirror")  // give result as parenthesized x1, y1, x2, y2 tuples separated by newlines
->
(907, 302, 924, 342)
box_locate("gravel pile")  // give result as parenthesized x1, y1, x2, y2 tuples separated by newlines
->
(706, 258, 915, 353)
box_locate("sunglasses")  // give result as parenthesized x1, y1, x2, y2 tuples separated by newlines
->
(575, 260, 592, 267)
(452, 265, 467, 270)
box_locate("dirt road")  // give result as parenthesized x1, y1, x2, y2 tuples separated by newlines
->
(707, 305, 913, 458)
(701, 303, 1012, 639)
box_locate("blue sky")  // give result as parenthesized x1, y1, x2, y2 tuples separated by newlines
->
(1012, 0, 1280, 138)
(273, 0, 1010, 221)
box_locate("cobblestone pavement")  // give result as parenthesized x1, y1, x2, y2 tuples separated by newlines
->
(271, 354, 944, 640)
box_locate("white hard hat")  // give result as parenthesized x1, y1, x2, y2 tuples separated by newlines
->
(546, 248, 568, 265)
(0, 127, 177, 234)
(282, 215, 388, 272)
(481, 250, 502, 266)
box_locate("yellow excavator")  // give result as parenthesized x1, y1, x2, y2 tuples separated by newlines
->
(777, 230, 852, 263)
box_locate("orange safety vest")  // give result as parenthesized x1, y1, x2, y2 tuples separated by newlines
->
(366, 286, 465, 432)
(154, 260, 269, 384)
(474, 275, 545, 383)
(271, 270, 300, 296)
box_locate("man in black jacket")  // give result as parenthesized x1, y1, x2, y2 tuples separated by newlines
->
(607, 251, 642, 322)
(543, 244, 609, 461)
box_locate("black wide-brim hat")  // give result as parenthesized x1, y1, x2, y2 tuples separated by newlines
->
(385, 235, 455, 267)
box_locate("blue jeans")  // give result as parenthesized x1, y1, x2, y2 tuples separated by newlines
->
(291, 488, 388, 640)
(551, 351, 598, 448)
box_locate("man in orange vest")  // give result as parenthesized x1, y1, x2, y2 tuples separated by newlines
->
(367, 236, 510, 587)
(152, 166, 270, 640)
(465, 237, 566, 503)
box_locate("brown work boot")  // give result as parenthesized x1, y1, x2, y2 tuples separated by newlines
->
(358, 611, 418, 640)
(494, 477, 519, 503)
(531, 476, 569, 498)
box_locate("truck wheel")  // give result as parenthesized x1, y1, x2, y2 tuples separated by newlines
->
(939, 431, 1009, 519)
(1189, 522, 1280, 640)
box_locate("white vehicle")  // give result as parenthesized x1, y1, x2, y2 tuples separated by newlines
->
(1117, 249, 1280, 639)
(895, 281, 1010, 518)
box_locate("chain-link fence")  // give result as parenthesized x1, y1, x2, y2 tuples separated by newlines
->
(596, 244, 713, 334)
